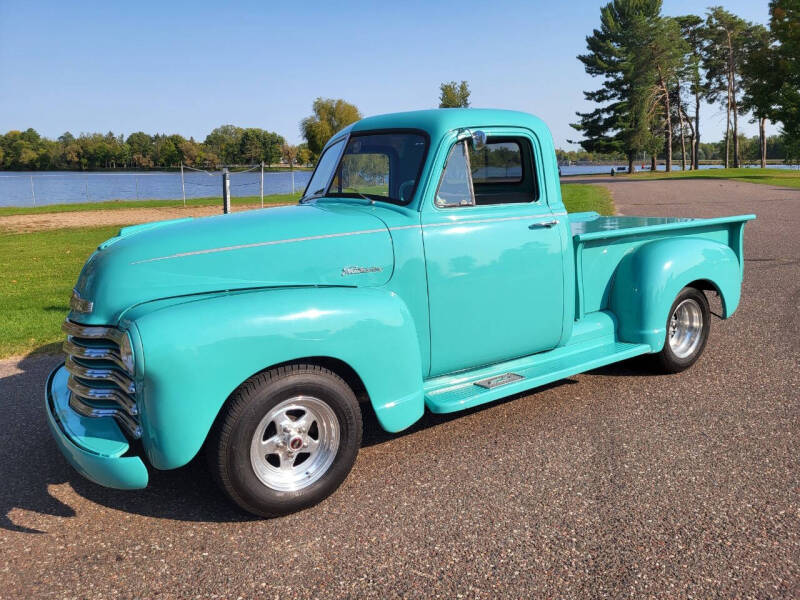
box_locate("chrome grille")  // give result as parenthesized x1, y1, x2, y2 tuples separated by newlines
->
(62, 320, 141, 439)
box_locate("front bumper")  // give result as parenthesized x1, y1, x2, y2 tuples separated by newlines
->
(45, 363, 148, 489)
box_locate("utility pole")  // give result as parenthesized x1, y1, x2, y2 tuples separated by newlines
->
(222, 167, 231, 214)
(180, 163, 186, 207)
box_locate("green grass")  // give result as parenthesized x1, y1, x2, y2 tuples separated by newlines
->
(0, 193, 302, 217)
(624, 167, 800, 189)
(560, 183, 615, 215)
(0, 225, 124, 358)
(0, 184, 614, 359)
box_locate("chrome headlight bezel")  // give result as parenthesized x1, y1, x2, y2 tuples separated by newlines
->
(69, 288, 94, 314)
(119, 331, 135, 374)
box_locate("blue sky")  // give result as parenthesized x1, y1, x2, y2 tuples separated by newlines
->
(0, 0, 777, 149)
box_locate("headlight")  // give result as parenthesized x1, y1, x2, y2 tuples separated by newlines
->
(69, 288, 93, 313)
(119, 332, 135, 374)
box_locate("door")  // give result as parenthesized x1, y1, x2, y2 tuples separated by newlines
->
(422, 133, 564, 376)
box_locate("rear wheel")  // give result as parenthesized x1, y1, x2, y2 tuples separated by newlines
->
(208, 364, 362, 517)
(652, 287, 711, 373)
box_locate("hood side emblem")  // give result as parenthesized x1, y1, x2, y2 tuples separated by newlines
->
(341, 266, 382, 276)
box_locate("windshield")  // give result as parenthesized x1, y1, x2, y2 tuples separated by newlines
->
(304, 131, 428, 205)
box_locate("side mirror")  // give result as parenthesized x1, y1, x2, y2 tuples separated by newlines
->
(471, 130, 487, 150)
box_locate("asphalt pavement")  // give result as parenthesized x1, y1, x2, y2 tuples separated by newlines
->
(1, 177, 798, 598)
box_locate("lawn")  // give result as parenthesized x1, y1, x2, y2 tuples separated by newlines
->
(560, 183, 615, 215)
(0, 193, 302, 217)
(0, 183, 612, 358)
(1, 225, 122, 358)
(624, 167, 800, 189)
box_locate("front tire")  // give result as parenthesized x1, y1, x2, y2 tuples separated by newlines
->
(652, 287, 711, 373)
(208, 364, 362, 517)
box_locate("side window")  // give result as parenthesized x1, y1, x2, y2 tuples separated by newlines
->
(435, 142, 475, 208)
(469, 141, 522, 184)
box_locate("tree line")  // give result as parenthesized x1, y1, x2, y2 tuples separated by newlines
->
(0, 125, 312, 171)
(0, 82, 474, 171)
(572, 0, 799, 171)
(557, 133, 792, 164)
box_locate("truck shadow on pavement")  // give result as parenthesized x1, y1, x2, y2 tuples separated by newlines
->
(1, 354, 76, 533)
(1, 353, 584, 532)
(0, 353, 251, 532)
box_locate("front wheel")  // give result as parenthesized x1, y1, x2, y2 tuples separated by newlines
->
(652, 287, 711, 373)
(207, 364, 362, 517)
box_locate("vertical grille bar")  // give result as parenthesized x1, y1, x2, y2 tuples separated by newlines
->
(61, 320, 141, 439)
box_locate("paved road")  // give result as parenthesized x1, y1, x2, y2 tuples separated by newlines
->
(1, 178, 798, 599)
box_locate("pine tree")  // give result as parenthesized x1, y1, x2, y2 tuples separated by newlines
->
(571, 0, 663, 173)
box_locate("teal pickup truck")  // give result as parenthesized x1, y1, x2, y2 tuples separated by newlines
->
(47, 109, 755, 517)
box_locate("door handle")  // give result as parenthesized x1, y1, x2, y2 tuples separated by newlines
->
(529, 219, 560, 229)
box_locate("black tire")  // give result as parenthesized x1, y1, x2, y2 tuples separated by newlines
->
(207, 364, 362, 517)
(652, 286, 711, 374)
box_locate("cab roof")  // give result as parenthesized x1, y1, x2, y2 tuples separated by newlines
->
(341, 108, 552, 144)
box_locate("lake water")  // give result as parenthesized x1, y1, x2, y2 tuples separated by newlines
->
(0, 164, 795, 208)
(559, 163, 798, 176)
(0, 170, 313, 208)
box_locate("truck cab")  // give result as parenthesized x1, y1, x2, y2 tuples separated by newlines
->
(46, 109, 754, 517)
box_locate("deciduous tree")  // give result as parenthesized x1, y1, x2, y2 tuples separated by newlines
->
(703, 7, 751, 167)
(632, 15, 688, 171)
(741, 24, 776, 167)
(438, 81, 471, 108)
(769, 0, 800, 161)
(676, 15, 706, 169)
(300, 98, 362, 158)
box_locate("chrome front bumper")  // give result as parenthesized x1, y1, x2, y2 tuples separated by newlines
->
(45, 364, 148, 490)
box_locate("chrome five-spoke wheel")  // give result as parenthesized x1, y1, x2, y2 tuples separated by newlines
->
(249, 396, 340, 492)
(654, 287, 711, 374)
(208, 363, 362, 517)
(668, 298, 704, 359)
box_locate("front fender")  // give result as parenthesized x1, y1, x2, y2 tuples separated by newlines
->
(610, 237, 742, 351)
(131, 287, 425, 470)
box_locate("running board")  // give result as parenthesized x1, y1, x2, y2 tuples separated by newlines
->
(424, 341, 651, 414)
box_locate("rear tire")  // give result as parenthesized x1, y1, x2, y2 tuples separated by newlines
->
(207, 364, 362, 517)
(652, 287, 711, 374)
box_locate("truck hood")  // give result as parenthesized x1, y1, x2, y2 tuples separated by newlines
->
(70, 203, 395, 325)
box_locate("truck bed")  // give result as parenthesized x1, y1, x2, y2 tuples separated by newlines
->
(568, 211, 756, 319)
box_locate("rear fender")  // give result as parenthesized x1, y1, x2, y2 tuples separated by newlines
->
(609, 237, 742, 351)
(131, 287, 424, 470)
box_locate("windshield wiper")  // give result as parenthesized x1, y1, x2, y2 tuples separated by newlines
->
(300, 188, 326, 204)
(350, 191, 374, 203)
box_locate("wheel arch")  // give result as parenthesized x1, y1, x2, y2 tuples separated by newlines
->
(134, 286, 425, 471)
(685, 278, 726, 311)
(244, 356, 368, 400)
(610, 237, 742, 352)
